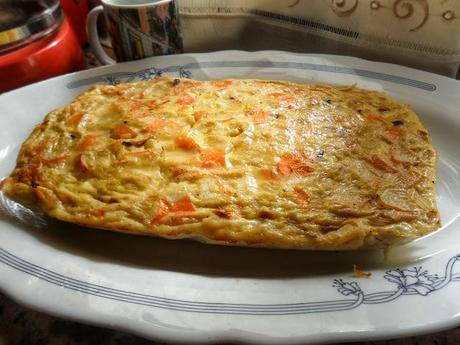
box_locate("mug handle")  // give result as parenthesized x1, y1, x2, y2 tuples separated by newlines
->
(86, 6, 116, 65)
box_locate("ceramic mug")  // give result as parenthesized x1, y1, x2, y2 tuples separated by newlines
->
(86, 0, 183, 64)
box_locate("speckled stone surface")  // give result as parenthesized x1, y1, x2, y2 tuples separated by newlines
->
(1, 291, 460, 345)
(0, 293, 166, 345)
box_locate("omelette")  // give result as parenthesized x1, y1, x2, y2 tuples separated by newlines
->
(1, 77, 440, 250)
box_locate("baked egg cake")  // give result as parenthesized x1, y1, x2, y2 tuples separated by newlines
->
(1, 77, 440, 249)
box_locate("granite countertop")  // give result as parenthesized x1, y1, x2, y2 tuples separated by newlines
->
(2, 47, 460, 345)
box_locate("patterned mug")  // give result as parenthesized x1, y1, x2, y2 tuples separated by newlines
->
(86, 0, 183, 64)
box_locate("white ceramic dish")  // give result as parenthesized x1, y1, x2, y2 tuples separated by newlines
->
(1, 51, 460, 344)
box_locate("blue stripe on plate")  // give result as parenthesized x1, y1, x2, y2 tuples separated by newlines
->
(66, 60, 436, 91)
(0, 248, 358, 315)
(2, 248, 460, 315)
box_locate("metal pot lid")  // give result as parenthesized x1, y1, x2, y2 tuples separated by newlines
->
(0, 0, 63, 54)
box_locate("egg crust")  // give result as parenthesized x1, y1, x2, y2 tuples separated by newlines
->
(2, 77, 440, 250)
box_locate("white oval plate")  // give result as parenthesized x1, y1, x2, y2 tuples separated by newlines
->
(1, 51, 460, 344)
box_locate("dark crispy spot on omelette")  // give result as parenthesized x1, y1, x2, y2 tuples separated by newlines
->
(214, 210, 232, 219)
(259, 210, 276, 219)
(317, 149, 325, 158)
(418, 130, 429, 140)
(320, 225, 340, 234)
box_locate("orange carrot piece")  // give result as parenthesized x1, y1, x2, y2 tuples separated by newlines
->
(277, 152, 313, 177)
(144, 100, 157, 109)
(177, 95, 195, 105)
(101, 84, 129, 96)
(113, 124, 136, 139)
(130, 101, 168, 118)
(124, 100, 166, 117)
(151, 196, 196, 224)
(368, 154, 396, 173)
(65, 113, 84, 126)
(387, 126, 405, 139)
(269, 92, 285, 98)
(353, 264, 372, 278)
(292, 87, 306, 94)
(170, 166, 185, 176)
(193, 110, 208, 122)
(259, 168, 278, 180)
(77, 134, 98, 151)
(39, 154, 70, 165)
(102, 88, 122, 96)
(279, 96, 298, 110)
(211, 80, 233, 90)
(293, 185, 310, 209)
(175, 136, 200, 151)
(200, 149, 226, 168)
(142, 119, 166, 132)
(270, 93, 298, 109)
(33, 138, 51, 155)
(128, 101, 147, 112)
(90, 210, 105, 217)
(170, 196, 196, 213)
(280, 96, 297, 104)
(151, 198, 172, 224)
(249, 109, 268, 124)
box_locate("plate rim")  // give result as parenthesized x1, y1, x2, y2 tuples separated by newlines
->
(2, 49, 460, 99)
(1, 50, 460, 344)
(2, 246, 460, 344)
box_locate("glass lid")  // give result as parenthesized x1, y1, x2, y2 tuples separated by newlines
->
(0, 0, 63, 54)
